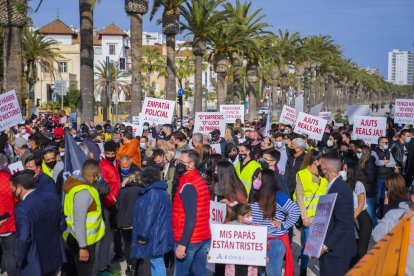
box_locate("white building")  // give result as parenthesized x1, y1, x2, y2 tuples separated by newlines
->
(388, 49, 414, 86)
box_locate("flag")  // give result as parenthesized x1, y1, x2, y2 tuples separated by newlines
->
(63, 131, 87, 182)
(264, 113, 270, 137)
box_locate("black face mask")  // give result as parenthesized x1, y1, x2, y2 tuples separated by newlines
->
(106, 156, 116, 162)
(175, 163, 187, 177)
(228, 154, 237, 162)
(261, 161, 269, 170)
(317, 165, 325, 178)
(46, 160, 57, 170)
(239, 153, 247, 161)
(288, 147, 296, 156)
(156, 161, 165, 170)
(160, 131, 166, 137)
(245, 137, 253, 144)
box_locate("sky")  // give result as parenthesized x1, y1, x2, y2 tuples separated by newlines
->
(29, 0, 414, 78)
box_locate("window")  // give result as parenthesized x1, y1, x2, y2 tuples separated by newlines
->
(119, 57, 126, 71)
(58, 62, 67, 73)
(109, 44, 116, 55)
(95, 46, 102, 55)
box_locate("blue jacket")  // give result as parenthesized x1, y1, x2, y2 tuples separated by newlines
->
(131, 181, 173, 259)
(36, 173, 57, 195)
(15, 190, 66, 276)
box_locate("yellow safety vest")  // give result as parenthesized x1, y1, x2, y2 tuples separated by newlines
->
(42, 163, 53, 178)
(293, 168, 328, 218)
(63, 184, 105, 245)
(236, 160, 261, 195)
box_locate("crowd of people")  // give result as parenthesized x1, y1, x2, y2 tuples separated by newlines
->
(0, 111, 413, 276)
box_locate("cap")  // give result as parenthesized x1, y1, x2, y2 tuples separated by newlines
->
(13, 137, 28, 148)
(210, 129, 220, 136)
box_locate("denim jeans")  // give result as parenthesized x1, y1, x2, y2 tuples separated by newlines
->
(0, 233, 17, 276)
(174, 239, 211, 276)
(300, 227, 310, 269)
(376, 178, 386, 217)
(365, 197, 377, 226)
(266, 239, 286, 276)
(150, 256, 166, 276)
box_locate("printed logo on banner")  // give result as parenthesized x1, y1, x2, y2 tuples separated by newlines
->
(141, 97, 175, 125)
(352, 116, 386, 145)
(0, 90, 24, 132)
(294, 112, 328, 141)
(220, 105, 245, 123)
(394, 99, 414, 125)
(208, 224, 268, 266)
(279, 105, 296, 125)
(193, 112, 226, 134)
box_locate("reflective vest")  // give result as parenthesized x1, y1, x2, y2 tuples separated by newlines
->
(41, 163, 53, 178)
(236, 160, 261, 195)
(63, 184, 105, 245)
(294, 168, 328, 218)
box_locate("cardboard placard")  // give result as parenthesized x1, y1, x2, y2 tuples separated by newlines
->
(208, 224, 267, 266)
(394, 99, 414, 125)
(210, 201, 227, 224)
(141, 97, 175, 125)
(347, 105, 370, 125)
(279, 105, 296, 125)
(318, 112, 333, 124)
(193, 112, 226, 134)
(210, 144, 222, 155)
(220, 105, 245, 124)
(295, 94, 304, 116)
(0, 90, 24, 132)
(8, 161, 24, 175)
(294, 112, 328, 141)
(352, 116, 387, 144)
(309, 102, 324, 116)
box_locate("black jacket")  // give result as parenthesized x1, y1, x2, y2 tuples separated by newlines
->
(362, 156, 377, 198)
(115, 182, 141, 228)
(390, 140, 405, 170)
(284, 152, 306, 197)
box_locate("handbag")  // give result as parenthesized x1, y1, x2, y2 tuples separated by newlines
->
(295, 184, 321, 229)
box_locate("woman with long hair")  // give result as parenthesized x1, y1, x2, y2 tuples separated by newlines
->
(384, 173, 408, 214)
(294, 149, 328, 275)
(251, 169, 300, 276)
(343, 162, 372, 264)
(356, 145, 377, 225)
(201, 154, 223, 197)
(215, 160, 248, 204)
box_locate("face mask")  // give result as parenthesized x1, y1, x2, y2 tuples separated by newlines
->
(106, 129, 111, 133)
(177, 123, 182, 127)
(121, 168, 130, 175)
(143, 126, 149, 131)
(229, 154, 237, 162)
(20, 129, 26, 135)
(284, 140, 289, 145)
(252, 178, 262, 190)
(160, 131, 166, 137)
(72, 134, 77, 138)
(59, 152, 65, 157)
(283, 130, 289, 135)
(288, 147, 296, 156)
(317, 165, 325, 178)
(175, 163, 187, 176)
(405, 137, 412, 143)
(156, 161, 165, 169)
(46, 160, 57, 170)
(261, 161, 269, 170)
(383, 145, 388, 150)
(327, 140, 334, 147)
(239, 153, 247, 161)
(339, 170, 347, 181)
(140, 143, 147, 149)
(275, 141, 283, 148)
(245, 137, 253, 143)
(106, 156, 116, 162)
(356, 153, 363, 159)
(243, 216, 253, 225)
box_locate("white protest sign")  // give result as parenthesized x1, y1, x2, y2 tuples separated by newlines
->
(279, 105, 296, 125)
(394, 99, 414, 125)
(352, 116, 386, 145)
(132, 116, 140, 125)
(309, 102, 324, 116)
(8, 161, 24, 175)
(318, 112, 333, 124)
(304, 193, 337, 258)
(295, 94, 304, 116)
(346, 105, 370, 125)
(141, 97, 175, 125)
(210, 144, 222, 155)
(0, 90, 24, 132)
(193, 112, 226, 134)
(208, 224, 267, 266)
(210, 201, 227, 224)
(122, 122, 141, 137)
(294, 112, 328, 141)
(220, 105, 244, 124)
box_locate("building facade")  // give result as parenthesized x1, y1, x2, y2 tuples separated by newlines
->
(387, 49, 414, 86)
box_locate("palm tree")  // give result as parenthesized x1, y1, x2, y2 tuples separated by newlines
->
(125, 0, 149, 116)
(94, 61, 131, 103)
(0, 0, 28, 106)
(22, 29, 59, 107)
(151, 0, 185, 101)
(142, 46, 163, 97)
(180, 0, 225, 113)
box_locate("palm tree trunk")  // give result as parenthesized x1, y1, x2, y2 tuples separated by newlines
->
(146, 69, 150, 97)
(3, 26, 23, 105)
(232, 64, 241, 104)
(271, 79, 278, 119)
(281, 75, 287, 107)
(165, 34, 176, 101)
(130, 13, 143, 116)
(248, 81, 257, 121)
(216, 72, 226, 110)
(193, 54, 203, 112)
(79, 0, 94, 122)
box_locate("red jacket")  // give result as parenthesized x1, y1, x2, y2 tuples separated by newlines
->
(0, 169, 16, 234)
(172, 169, 211, 243)
(100, 158, 121, 208)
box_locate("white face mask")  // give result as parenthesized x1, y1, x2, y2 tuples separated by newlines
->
(243, 216, 253, 225)
(275, 141, 283, 148)
(327, 140, 334, 147)
(339, 170, 347, 181)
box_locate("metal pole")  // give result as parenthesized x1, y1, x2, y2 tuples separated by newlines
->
(105, 56, 110, 121)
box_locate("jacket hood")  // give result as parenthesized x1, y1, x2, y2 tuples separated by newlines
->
(139, 181, 167, 194)
(398, 202, 410, 210)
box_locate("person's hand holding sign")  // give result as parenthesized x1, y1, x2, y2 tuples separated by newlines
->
(272, 219, 282, 229)
(175, 244, 187, 259)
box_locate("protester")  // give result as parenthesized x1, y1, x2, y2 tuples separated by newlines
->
(215, 160, 248, 204)
(11, 170, 66, 275)
(235, 143, 261, 197)
(116, 131, 141, 167)
(209, 129, 227, 154)
(118, 155, 140, 183)
(390, 129, 412, 178)
(384, 173, 408, 214)
(224, 143, 239, 167)
(191, 133, 203, 154)
(41, 148, 57, 179)
(24, 156, 57, 195)
(274, 133, 288, 175)
(319, 153, 356, 276)
(131, 167, 173, 276)
(285, 138, 307, 197)
(251, 169, 300, 276)
(13, 137, 31, 168)
(172, 150, 211, 275)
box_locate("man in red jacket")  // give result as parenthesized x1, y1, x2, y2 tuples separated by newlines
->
(94, 140, 121, 275)
(0, 153, 17, 276)
(172, 149, 211, 275)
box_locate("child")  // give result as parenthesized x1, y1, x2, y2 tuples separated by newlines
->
(225, 203, 258, 276)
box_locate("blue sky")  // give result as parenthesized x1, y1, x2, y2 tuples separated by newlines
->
(29, 0, 414, 78)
